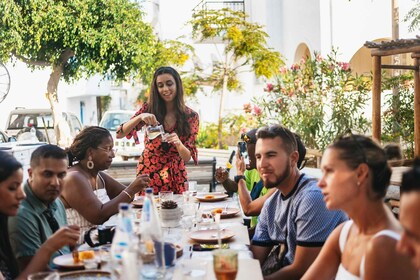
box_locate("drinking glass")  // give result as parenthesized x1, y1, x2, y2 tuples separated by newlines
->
(145, 125, 165, 140)
(176, 259, 207, 280)
(159, 191, 174, 203)
(213, 249, 238, 280)
(28, 272, 60, 280)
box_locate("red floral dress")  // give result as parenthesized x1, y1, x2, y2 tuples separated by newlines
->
(124, 103, 199, 194)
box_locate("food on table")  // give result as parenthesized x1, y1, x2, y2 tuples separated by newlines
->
(204, 194, 215, 199)
(79, 250, 95, 261)
(213, 208, 223, 214)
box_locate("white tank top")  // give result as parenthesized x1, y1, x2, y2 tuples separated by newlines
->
(65, 173, 110, 238)
(335, 220, 400, 280)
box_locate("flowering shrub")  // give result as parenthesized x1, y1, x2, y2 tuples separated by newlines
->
(247, 50, 372, 150)
(382, 72, 415, 158)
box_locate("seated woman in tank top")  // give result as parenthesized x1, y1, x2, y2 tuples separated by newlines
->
(61, 126, 150, 236)
(302, 135, 417, 280)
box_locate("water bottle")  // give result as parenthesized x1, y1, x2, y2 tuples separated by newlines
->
(30, 125, 37, 142)
(139, 188, 165, 279)
(110, 203, 135, 277)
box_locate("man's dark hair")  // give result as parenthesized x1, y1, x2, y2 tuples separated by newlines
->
(401, 157, 420, 193)
(256, 124, 297, 155)
(294, 133, 306, 169)
(30, 144, 68, 168)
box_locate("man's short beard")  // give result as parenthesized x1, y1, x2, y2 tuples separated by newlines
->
(264, 161, 291, 189)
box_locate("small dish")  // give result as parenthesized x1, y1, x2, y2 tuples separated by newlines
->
(189, 229, 235, 244)
(211, 207, 240, 219)
(59, 270, 111, 279)
(53, 253, 85, 269)
(195, 193, 228, 202)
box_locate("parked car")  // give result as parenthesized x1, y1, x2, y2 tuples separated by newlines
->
(0, 130, 15, 143)
(5, 108, 83, 145)
(99, 110, 144, 160)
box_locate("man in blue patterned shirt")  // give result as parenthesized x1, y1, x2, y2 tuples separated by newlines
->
(250, 125, 347, 279)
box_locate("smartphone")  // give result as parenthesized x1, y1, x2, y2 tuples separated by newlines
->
(238, 141, 249, 165)
(238, 141, 247, 155)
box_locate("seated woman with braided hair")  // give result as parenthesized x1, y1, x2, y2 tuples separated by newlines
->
(61, 126, 150, 236)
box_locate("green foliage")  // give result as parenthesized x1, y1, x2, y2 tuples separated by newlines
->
(382, 73, 415, 158)
(0, 0, 196, 88)
(190, 8, 283, 91)
(100, 95, 112, 112)
(197, 122, 226, 149)
(196, 113, 252, 149)
(190, 8, 283, 148)
(248, 50, 371, 150)
(404, 0, 420, 32)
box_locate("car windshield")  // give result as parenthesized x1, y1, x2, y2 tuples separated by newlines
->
(7, 113, 55, 129)
(99, 112, 133, 131)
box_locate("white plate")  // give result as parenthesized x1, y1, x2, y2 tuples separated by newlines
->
(189, 229, 235, 244)
(195, 193, 228, 202)
(60, 270, 111, 279)
(211, 207, 240, 218)
(53, 253, 84, 269)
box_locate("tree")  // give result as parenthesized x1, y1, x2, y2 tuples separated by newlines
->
(404, 0, 420, 32)
(189, 8, 283, 149)
(0, 0, 160, 146)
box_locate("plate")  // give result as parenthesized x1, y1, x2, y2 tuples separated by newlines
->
(211, 207, 240, 219)
(60, 270, 111, 279)
(195, 193, 228, 202)
(53, 254, 84, 269)
(189, 229, 235, 244)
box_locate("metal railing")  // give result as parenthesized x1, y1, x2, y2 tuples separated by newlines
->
(193, 0, 245, 13)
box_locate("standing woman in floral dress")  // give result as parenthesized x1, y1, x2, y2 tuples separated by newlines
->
(116, 66, 199, 194)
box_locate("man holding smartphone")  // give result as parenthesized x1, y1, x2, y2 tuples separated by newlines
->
(216, 129, 307, 231)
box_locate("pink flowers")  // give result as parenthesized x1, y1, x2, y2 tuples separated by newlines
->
(253, 105, 262, 116)
(291, 64, 300, 71)
(243, 103, 252, 113)
(265, 83, 274, 92)
(338, 62, 350, 71)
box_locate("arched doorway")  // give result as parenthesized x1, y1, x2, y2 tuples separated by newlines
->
(348, 37, 411, 76)
(294, 43, 311, 63)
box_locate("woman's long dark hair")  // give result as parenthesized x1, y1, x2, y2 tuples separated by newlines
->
(147, 66, 191, 136)
(0, 151, 21, 278)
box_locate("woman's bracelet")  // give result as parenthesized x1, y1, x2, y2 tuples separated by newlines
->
(122, 190, 133, 200)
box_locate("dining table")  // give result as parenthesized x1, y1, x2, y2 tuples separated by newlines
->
(64, 192, 264, 280)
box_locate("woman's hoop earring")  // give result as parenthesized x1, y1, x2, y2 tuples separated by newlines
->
(87, 156, 94, 170)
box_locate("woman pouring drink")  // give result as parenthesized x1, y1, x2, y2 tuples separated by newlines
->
(117, 66, 199, 194)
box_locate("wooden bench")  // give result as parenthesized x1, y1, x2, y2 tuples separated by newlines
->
(105, 157, 218, 192)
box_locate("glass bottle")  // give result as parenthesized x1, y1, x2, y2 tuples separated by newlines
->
(110, 203, 134, 277)
(139, 188, 166, 279)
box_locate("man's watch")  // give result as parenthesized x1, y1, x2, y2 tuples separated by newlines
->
(234, 175, 246, 184)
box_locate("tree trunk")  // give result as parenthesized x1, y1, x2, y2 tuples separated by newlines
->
(46, 48, 74, 147)
(217, 70, 228, 149)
